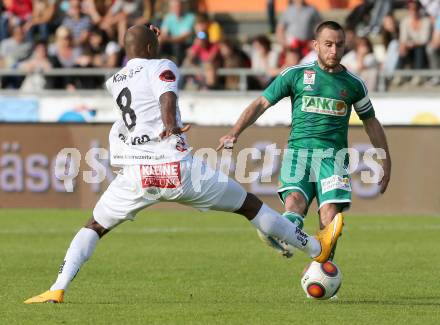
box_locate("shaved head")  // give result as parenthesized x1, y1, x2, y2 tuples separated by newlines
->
(124, 25, 159, 59)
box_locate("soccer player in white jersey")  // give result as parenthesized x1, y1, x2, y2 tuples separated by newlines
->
(24, 25, 343, 304)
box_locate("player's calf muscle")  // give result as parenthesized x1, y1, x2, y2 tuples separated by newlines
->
(234, 193, 263, 220)
(319, 204, 341, 228)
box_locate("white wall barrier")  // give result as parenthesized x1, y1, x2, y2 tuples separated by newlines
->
(0, 92, 438, 125)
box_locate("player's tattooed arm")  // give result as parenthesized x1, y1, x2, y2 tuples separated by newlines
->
(362, 117, 391, 194)
(217, 96, 271, 150)
(159, 91, 190, 138)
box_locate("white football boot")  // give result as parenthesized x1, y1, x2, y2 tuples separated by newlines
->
(256, 212, 304, 258)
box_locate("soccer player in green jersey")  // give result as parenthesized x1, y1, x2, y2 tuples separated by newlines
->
(217, 21, 391, 259)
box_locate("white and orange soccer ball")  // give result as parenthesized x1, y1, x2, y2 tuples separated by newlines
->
(300, 261, 342, 300)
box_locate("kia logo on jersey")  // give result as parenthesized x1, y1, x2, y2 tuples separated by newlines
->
(159, 70, 176, 82)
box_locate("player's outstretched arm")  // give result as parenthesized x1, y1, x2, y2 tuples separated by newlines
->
(217, 96, 272, 150)
(159, 91, 190, 138)
(362, 117, 391, 194)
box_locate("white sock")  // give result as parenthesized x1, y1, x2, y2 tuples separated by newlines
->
(50, 228, 99, 291)
(251, 204, 321, 258)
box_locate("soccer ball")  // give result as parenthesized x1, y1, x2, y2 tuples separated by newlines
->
(300, 261, 342, 300)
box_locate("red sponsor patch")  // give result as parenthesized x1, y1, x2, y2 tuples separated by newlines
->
(159, 70, 176, 82)
(140, 162, 181, 188)
(303, 70, 316, 85)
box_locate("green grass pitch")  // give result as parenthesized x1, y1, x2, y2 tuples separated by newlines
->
(1, 209, 439, 324)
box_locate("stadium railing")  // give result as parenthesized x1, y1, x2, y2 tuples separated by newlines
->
(0, 68, 265, 92)
(1, 68, 440, 92)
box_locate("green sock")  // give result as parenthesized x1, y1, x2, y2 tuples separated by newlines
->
(282, 211, 304, 229)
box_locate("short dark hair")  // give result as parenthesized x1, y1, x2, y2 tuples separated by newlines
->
(315, 20, 345, 38)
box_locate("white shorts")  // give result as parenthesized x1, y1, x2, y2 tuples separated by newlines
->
(93, 156, 247, 229)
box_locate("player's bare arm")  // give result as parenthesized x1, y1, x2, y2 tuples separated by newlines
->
(159, 91, 190, 138)
(217, 96, 272, 150)
(362, 117, 391, 194)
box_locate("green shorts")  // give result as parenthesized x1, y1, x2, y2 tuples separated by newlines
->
(278, 149, 352, 212)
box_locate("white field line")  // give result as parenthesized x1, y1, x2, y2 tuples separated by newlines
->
(1, 224, 440, 235)
(358, 224, 440, 231)
(0, 227, 251, 235)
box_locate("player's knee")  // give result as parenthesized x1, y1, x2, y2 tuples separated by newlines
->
(234, 192, 263, 220)
(84, 217, 109, 238)
(284, 192, 307, 214)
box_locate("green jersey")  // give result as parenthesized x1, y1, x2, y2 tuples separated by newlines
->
(263, 61, 375, 152)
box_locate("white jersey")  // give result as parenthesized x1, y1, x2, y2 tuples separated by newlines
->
(105, 58, 190, 166)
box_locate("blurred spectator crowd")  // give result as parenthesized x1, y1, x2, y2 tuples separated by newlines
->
(0, 0, 439, 91)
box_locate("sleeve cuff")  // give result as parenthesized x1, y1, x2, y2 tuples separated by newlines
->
(358, 108, 375, 120)
(262, 93, 276, 105)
